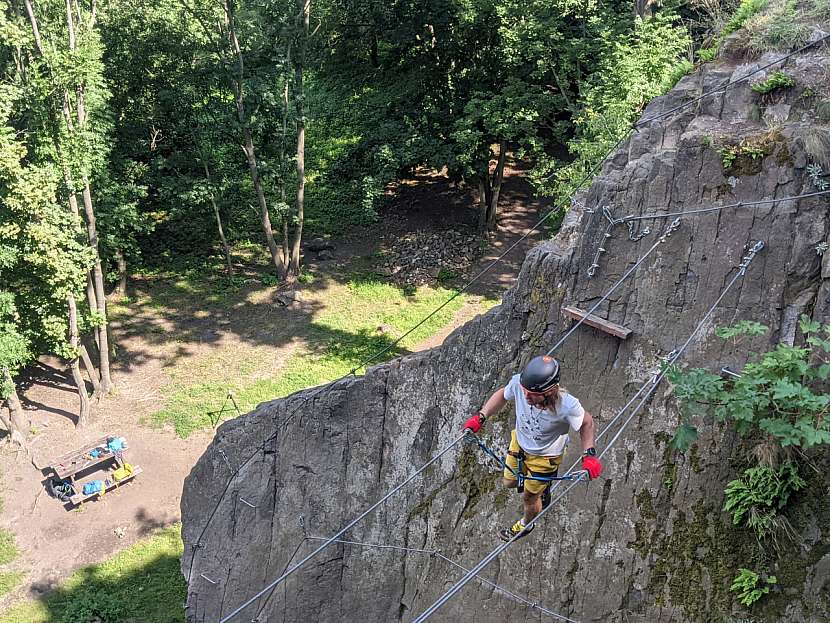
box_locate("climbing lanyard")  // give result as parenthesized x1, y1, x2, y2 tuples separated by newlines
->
(466, 433, 584, 491)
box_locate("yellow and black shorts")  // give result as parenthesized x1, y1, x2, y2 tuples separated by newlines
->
(503, 430, 564, 495)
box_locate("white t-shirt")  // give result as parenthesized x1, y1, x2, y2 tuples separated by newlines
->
(503, 373, 585, 456)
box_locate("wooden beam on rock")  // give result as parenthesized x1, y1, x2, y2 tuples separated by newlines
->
(562, 305, 632, 339)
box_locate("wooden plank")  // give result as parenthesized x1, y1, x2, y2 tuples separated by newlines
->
(562, 306, 633, 339)
(68, 466, 142, 506)
(48, 436, 110, 468)
(48, 438, 121, 481)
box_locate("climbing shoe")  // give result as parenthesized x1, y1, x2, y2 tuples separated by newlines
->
(541, 484, 552, 510)
(498, 519, 534, 542)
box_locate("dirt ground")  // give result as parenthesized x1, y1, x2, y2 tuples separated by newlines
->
(0, 162, 547, 608)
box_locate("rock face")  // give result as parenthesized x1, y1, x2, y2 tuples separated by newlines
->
(182, 49, 830, 623)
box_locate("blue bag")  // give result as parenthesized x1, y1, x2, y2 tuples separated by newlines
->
(107, 437, 126, 452)
(83, 480, 105, 495)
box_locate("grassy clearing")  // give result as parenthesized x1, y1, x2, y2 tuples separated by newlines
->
(150, 279, 472, 436)
(149, 272, 485, 437)
(0, 526, 185, 623)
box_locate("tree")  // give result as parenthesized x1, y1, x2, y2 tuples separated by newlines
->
(289, 0, 309, 278)
(0, 293, 30, 448)
(0, 55, 95, 427)
(21, 0, 116, 395)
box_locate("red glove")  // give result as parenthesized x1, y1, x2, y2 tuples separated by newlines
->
(463, 412, 486, 433)
(582, 455, 602, 480)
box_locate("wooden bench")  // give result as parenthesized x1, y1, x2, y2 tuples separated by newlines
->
(45, 435, 141, 507)
(562, 305, 633, 339)
(47, 436, 120, 481)
(68, 466, 143, 507)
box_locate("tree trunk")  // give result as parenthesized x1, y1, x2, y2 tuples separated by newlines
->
(67, 296, 90, 427)
(80, 180, 113, 394)
(223, 0, 286, 279)
(66, 0, 112, 394)
(477, 140, 507, 232)
(280, 56, 291, 263)
(79, 344, 101, 397)
(487, 140, 507, 230)
(203, 161, 233, 275)
(477, 177, 491, 231)
(289, 0, 310, 279)
(1, 368, 28, 449)
(112, 248, 128, 296)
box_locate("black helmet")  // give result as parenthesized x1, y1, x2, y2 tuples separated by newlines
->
(520, 356, 560, 393)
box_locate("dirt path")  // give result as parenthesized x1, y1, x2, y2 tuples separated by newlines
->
(0, 162, 546, 608)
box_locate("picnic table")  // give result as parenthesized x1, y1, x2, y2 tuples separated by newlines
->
(45, 435, 142, 507)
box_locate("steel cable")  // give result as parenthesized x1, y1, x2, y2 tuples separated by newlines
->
(190, 28, 825, 617)
(410, 240, 765, 622)
(218, 432, 467, 623)
(635, 34, 830, 127)
(300, 536, 581, 623)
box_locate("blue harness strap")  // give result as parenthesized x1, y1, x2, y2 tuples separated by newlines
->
(465, 434, 581, 487)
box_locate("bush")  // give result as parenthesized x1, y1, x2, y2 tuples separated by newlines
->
(59, 591, 125, 623)
(670, 317, 830, 449)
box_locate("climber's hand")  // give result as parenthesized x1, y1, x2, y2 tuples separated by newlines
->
(582, 455, 602, 480)
(463, 412, 486, 434)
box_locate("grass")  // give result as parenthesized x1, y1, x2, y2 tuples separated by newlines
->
(744, 0, 809, 54)
(723, 0, 768, 36)
(0, 572, 24, 598)
(0, 526, 185, 623)
(150, 274, 475, 437)
(0, 530, 18, 566)
(804, 127, 830, 168)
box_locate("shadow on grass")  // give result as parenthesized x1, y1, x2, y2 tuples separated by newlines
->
(43, 556, 184, 623)
(4, 529, 186, 623)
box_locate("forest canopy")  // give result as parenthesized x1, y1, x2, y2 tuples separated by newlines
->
(1, 0, 699, 429)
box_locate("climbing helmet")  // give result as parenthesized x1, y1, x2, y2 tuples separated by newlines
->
(519, 355, 560, 393)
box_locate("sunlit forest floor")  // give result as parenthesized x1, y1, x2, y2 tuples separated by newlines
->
(0, 163, 545, 621)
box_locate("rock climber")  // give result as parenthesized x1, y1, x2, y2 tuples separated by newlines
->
(464, 355, 602, 541)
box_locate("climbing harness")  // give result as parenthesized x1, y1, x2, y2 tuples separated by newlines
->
(466, 433, 584, 494)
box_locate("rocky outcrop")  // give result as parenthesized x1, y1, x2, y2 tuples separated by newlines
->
(182, 47, 830, 623)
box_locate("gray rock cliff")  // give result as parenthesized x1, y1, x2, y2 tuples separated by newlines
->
(182, 46, 830, 623)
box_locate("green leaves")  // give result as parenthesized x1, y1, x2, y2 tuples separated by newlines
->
(671, 320, 830, 450)
(730, 568, 777, 606)
(669, 424, 698, 452)
(798, 314, 821, 334)
(723, 463, 805, 537)
(715, 320, 768, 340)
